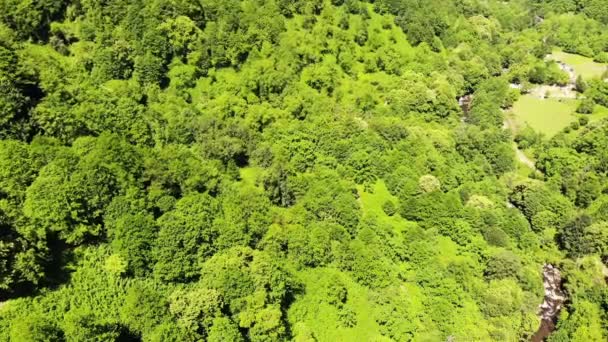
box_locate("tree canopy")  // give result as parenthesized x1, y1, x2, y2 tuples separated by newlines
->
(0, 0, 607, 341)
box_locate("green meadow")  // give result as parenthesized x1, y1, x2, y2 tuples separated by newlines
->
(510, 94, 608, 138)
(510, 50, 606, 137)
(550, 49, 607, 80)
(510, 95, 579, 136)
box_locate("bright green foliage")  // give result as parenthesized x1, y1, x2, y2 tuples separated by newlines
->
(22, 133, 140, 244)
(169, 287, 224, 339)
(62, 309, 123, 342)
(0, 1, 606, 341)
(153, 193, 217, 282)
(120, 283, 170, 336)
(550, 301, 606, 342)
(482, 279, 524, 318)
(509, 181, 574, 229)
(198, 247, 295, 341)
(9, 314, 63, 342)
(214, 184, 272, 250)
(110, 212, 156, 276)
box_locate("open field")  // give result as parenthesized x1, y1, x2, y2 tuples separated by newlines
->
(510, 95, 579, 136)
(549, 50, 607, 80)
(510, 95, 608, 140)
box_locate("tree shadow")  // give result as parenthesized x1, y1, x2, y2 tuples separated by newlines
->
(0, 232, 74, 302)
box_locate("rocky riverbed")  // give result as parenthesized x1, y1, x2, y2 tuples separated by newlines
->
(531, 264, 566, 342)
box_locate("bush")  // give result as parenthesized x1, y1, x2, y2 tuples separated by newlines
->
(483, 226, 510, 247)
(504, 88, 520, 108)
(382, 200, 397, 216)
(577, 98, 595, 114)
(438, 219, 472, 245)
(594, 52, 608, 64)
(578, 116, 589, 126)
(485, 250, 522, 280)
(531, 210, 558, 232)
(575, 75, 587, 93)
(514, 126, 542, 149)
(558, 215, 593, 257)
(482, 279, 524, 318)
(418, 175, 441, 193)
(466, 195, 494, 209)
(570, 120, 580, 130)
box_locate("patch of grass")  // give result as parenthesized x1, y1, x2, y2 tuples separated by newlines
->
(590, 105, 608, 122)
(357, 181, 396, 215)
(356, 180, 410, 228)
(239, 167, 263, 186)
(288, 268, 386, 341)
(511, 95, 579, 137)
(550, 49, 607, 80)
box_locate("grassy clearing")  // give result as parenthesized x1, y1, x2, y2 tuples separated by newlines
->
(510, 95, 579, 137)
(357, 180, 397, 216)
(288, 268, 385, 342)
(516, 162, 536, 178)
(356, 180, 411, 228)
(549, 49, 607, 80)
(590, 105, 608, 122)
(239, 166, 263, 186)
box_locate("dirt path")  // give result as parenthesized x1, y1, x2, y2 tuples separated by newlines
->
(503, 116, 539, 171)
(515, 147, 536, 170)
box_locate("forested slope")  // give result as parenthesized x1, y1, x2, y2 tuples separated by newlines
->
(0, 0, 607, 341)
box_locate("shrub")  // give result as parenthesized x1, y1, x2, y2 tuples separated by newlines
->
(594, 52, 608, 64)
(482, 279, 524, 318)
(575, 75, 587, 93)
(485, 250, 522, 280)
(466, 195, 494, 209)
(382, 200, 397, 216)
(483, 226, 510, 247)
(570, 120, 580, 130)
(515, 126, 542, 149)
(418, 175, 441, 193)
(576, 98, 595, 114)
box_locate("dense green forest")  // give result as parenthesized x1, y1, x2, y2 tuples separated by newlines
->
(0, 0, 608, 341)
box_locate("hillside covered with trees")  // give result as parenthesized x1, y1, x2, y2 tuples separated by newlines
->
(0, 0, 608, 341)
